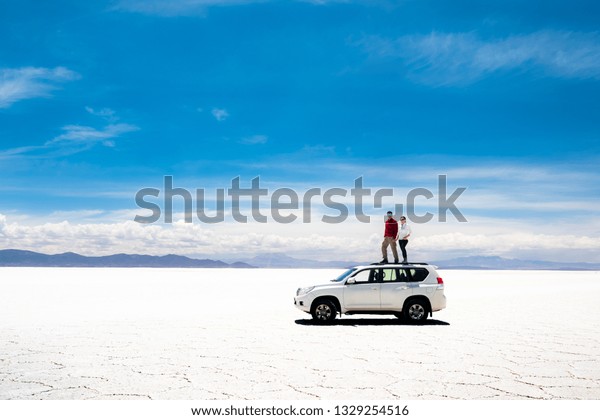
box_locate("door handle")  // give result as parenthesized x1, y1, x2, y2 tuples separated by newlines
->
(371, 287, 378, 290)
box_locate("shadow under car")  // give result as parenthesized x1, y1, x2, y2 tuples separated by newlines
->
(294, 318, 450, 327)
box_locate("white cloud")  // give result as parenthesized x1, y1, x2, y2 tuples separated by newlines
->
(358, 30, 600, 86)
(211, 108, 229, 121)
(1, 211, 600, 263)
(0, 66, 79, 108)
(0, 214, 350, 259)
(240, 135, 268, 145)
(1, 154, 599, 262)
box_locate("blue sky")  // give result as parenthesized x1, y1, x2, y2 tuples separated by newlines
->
(1, 0, 599, 262)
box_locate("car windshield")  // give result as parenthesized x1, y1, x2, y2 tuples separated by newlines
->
(332, 268, 356, 282)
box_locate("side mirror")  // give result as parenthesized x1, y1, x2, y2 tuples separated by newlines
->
(346, 278, 356, 285)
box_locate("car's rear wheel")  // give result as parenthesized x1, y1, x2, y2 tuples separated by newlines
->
(311, 300, 337, 323)
(403, 298, 429, 323)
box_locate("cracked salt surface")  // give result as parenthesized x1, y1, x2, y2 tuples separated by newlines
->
(1, 267, 599, 400)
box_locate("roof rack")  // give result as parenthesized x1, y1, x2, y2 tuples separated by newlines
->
(370, 262, 430, 266)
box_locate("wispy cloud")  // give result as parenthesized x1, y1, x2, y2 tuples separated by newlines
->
(301, 0, 351, 4)
(0, 66, 79, 108)
(85, 106, 119, 123)
(358, 30, 600, 86)
(47, 123, 139, 148)
(213, 153, 600, 222)
(113, 0, 353, 16)
(113, 0, 266, 16)
(240, 135, 268, 145)
(0, 109, 139, 160)
(211, 107, 229, 121)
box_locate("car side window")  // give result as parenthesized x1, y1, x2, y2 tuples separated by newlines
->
(351, 269, 372, 284)
(408, 268, 429, 282)
(397, 269, 410, 282)
(381, 268, 397, 282)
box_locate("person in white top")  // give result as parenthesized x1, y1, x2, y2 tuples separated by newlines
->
(396, 216, 411, 263)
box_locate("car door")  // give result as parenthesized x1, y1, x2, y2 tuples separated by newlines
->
(343, 268, 381, 310)
(380, 267, 415, 310)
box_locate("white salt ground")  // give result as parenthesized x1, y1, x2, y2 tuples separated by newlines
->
(1, 267, 599, 400)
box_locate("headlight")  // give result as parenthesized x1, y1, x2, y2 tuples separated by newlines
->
(296, 286, 315, 296)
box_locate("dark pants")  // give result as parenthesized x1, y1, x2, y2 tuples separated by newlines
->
(398, 239, 408, 261)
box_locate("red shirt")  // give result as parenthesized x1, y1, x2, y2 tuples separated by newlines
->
(384, 217, 398, 238)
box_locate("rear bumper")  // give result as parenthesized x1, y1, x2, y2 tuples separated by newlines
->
(431, 291, 447, 312)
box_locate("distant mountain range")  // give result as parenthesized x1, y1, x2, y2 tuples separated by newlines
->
(238, 253, 600, 270)
(0, 249, 254, 268)
(430, 255, 600, 271)
(0, 249, 599, 270)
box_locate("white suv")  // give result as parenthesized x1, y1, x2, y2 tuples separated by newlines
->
(294, 263, 446, 323)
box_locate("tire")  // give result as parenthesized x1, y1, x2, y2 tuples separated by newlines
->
(311, 300, 337, 323)
(403, 298, 429, 323)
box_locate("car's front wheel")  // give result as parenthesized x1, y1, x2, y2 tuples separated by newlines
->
(403, 298, 429, 323)
(311, 300, 337, 323)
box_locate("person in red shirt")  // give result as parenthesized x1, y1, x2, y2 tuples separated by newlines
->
(380, 211, 399, 263)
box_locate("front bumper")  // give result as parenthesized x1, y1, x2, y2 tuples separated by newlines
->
(294, 296, 311, 313)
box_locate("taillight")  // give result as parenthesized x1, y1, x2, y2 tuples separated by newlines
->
(437, 277, 444, 284)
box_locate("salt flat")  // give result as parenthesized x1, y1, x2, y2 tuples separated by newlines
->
(1, 267, 599, 400)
